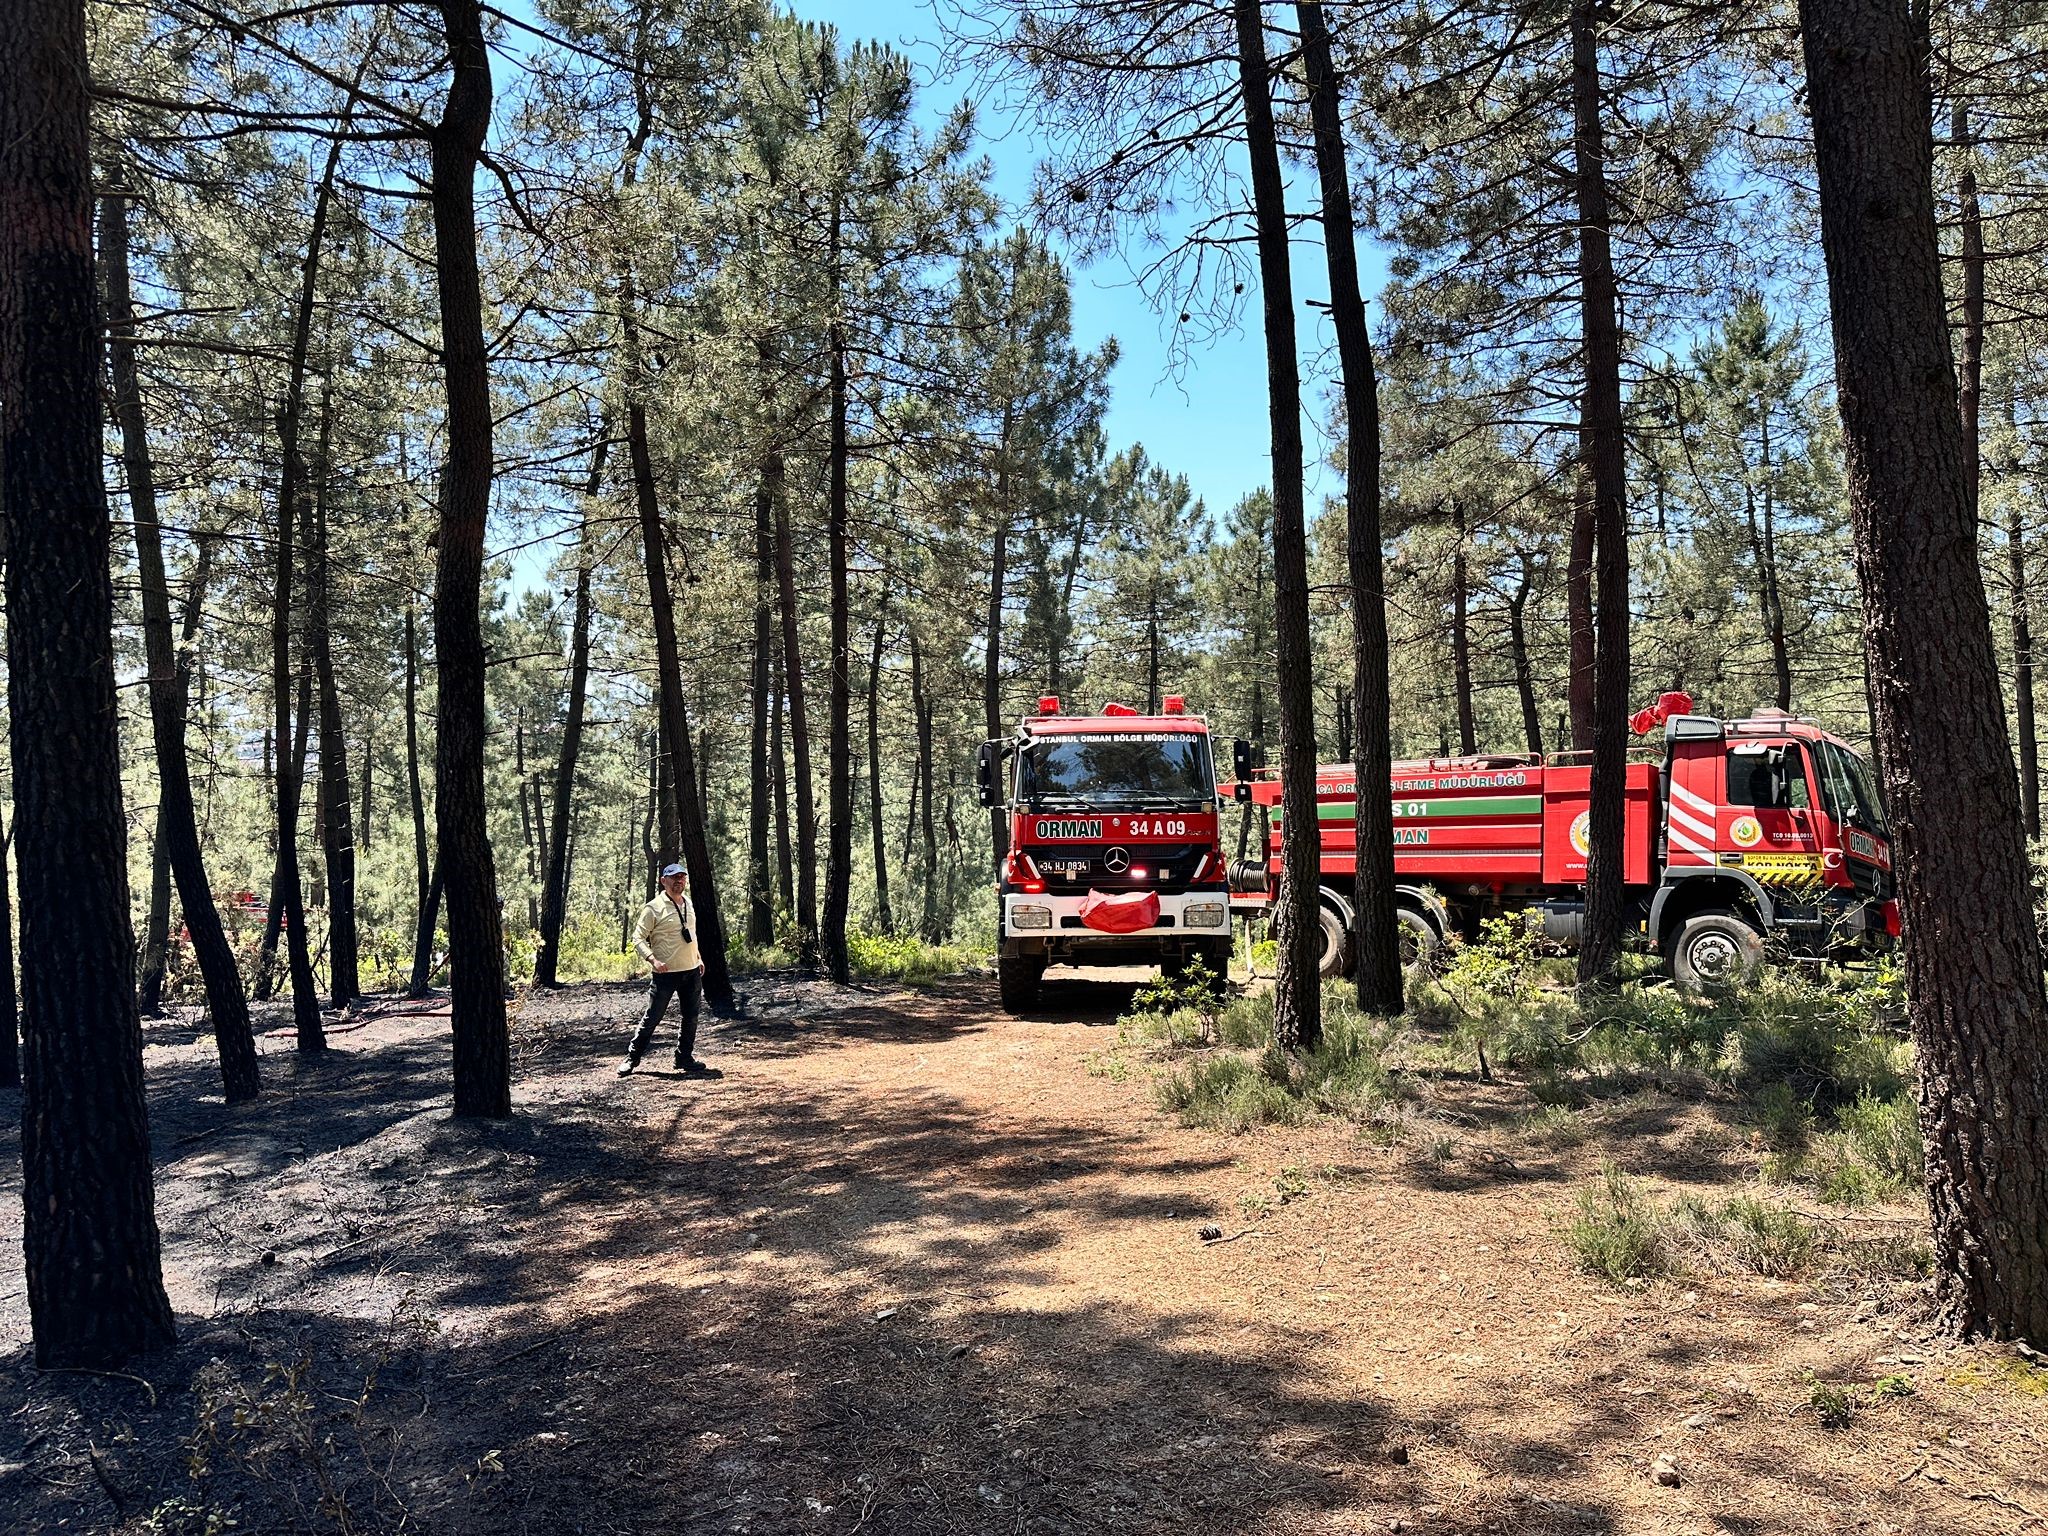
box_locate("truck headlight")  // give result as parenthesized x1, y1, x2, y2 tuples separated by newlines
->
(1183, 902, 1226, 928)
(1011, 904, 1052, 930)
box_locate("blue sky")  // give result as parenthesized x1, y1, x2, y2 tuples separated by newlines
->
(799, 0, 1364, 519)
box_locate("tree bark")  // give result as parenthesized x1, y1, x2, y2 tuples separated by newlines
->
(1450, 507, 1477, 756)
(867, 594, 893, 936)
(1801, 0, 2048, 1342)
(0, 819, 18, 1089)
(1235, 0, 1320, 1051)
(431, 0, 510, 1116)
(1509, 557, 1544, 754)
(1569, 0, 1633, 987)
(535, 491, 599, 987)
(404, 601, 433, 991)
(1, 0, 176, 1364)
(822, 249, 854, 984)
(101, 190, 258, 1094)
(748, 397, 779, 944)
(1298, 0, 1400, 1016)
(774, 488, 820, 957)
(268, 104, 349, 1051)
(309, 384, 359, 1007)
(626, 394, 734, 1011)
(912, 632, 940, 941)
(772, 643, 795, 919)
(984, 501, 1011, 862)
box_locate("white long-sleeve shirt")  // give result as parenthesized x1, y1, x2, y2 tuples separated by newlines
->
(632, 892, 701, 972)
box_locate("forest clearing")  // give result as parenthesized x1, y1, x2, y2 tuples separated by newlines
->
(2, 967, 2043, 1535)
(9, 0, 2048, 1529)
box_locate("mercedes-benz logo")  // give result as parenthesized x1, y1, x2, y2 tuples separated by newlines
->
(1103, 847, 1130, 873)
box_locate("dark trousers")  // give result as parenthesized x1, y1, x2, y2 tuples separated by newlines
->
(629, 970, 702, 1062)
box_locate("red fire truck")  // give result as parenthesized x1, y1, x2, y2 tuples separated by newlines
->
(1247, 694, 1898, 991)
(979, 696, 1252, 1012)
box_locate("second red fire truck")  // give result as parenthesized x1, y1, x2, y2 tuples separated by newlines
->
(1246, 693, 1898, 990)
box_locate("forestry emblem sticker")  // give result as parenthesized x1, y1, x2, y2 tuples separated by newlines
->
(1730, 815, 1764, 848)
(1569, 811, 1591, 856)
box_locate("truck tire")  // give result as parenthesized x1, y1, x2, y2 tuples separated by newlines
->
(1396, 907, 1442, 974)
(1671, 912, 1765, 995)
(998, 953, 1045, 1014)
(1317, 903, 1352, 979)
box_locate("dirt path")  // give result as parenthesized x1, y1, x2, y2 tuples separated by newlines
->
(2, 973, 2043, 1534)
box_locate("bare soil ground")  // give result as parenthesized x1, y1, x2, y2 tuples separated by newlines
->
(1, 970, 2043, 1535)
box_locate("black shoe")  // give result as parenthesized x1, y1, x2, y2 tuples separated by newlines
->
(680, 1058, 722, 1079)
(618, 1055, 640, 1077)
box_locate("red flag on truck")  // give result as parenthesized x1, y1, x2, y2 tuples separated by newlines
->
(1080, 889, 1161, 933)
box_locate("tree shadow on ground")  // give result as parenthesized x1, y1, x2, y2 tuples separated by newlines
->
(0, 979, 2004, 1535)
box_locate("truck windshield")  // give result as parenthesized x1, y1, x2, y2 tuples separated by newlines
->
(1815, 740, 1888, 835)
(1019, 733, 1212, 807)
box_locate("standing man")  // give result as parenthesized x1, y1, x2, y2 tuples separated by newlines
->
(620, 863, 717, 1077)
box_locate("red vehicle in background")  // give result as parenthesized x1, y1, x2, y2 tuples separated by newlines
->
(979, 696, 1252, 1012)
(1246, 694, 1898, 991)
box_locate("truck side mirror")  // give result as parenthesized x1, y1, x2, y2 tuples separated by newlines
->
(975, 742, 1001, 808)
(1232, 738, 1254, 803)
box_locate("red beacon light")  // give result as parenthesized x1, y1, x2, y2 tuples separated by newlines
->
(1102, 701, 1139, 717)
(1161, 695, 1186, 715)
(1038, 695, 1061, 715)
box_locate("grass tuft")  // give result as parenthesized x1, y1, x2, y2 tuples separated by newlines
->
(1565, 1161, 1668, 1282)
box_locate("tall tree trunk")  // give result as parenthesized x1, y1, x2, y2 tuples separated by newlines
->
(137, 821, 172, 1015)
(1567, 500, 1595, 752)
(1509, 557, 1544, 754)
(431, 0, 510, 1116)
(1235, 0, 1320, 1052)
(912, 632, 940, 941)
(867, 594, 893, 936)
(535, 474, 600, 988)
(409, 863, 444, 999)
(101, 190, 257, 1093)
(1801, 0, 2048, 1342)
(0, 820, 17, 1089)
(821, 255, 854, 984)
(1450, 507, 1477, 756)
(268, 101, 350, 1052)
(774, 490, 819, 956)
(309, 386, 359, 1007)
(2010, 465, 2040, 838)
(985, 411, 1013, 863)
(626, 392, 735, 1011)
(1569, 0, 1633, 987)
(748, 402, 779, 944)
(0, 0, 176, 1364)
(404, 602, 433, 991)
(772, 644, 794, 919)
(1304, 7, 1401, 1018)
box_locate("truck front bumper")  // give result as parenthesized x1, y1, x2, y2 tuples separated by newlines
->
(1001, 889, 1233, 943)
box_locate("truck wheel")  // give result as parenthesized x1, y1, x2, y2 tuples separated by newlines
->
(1671, 913, 1764, 995)
(1396, 908, 1442, 974)
(998, 953, 1046, 1014)
(1317, 904, 1352, 979)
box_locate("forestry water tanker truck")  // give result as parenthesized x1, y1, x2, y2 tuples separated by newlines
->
(1246, 694, 1898, 991)
(978, 696, 1253, 1013)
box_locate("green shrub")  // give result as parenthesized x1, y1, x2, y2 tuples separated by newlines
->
(1155, 1055, 1304, 1132)
(1216, 990, 1273, 1048)
(552, 912, 638, 984)
(845, 929, 985, 984)
(1721, 1195, 1817, 1278)
(1837, 1091, 1922, 1185)
(1808, 1376, 1857, 1429)
(1565, 1161, 1668, 1282)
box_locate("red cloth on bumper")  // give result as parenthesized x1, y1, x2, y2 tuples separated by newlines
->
(1079, 889, 1160, 933)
